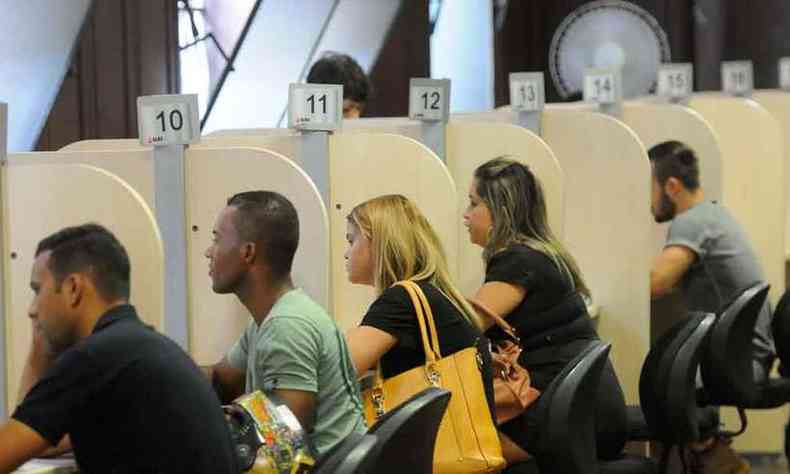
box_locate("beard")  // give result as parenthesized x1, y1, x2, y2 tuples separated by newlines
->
(39, 322, 77, 356)
(653, 191, 676, 223)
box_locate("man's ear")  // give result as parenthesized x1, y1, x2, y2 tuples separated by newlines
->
(664, 176, 683, 197)
(63, 274, 84, 308)
(241, 242, 257, 265)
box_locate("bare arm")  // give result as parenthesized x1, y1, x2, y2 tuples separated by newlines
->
(0, 420, 51, 473)
(470, 281, 527, 330)
(17, 323, 71, 457)
(345, 326, 397, 375)
(201, 358, 246, 404)
(271, 389, 317, 433)
(650, 245, 696, 300)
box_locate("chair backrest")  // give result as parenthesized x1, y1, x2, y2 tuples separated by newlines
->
(534, 340, 610, 474)
(367, 387, 451, 474)
(313, 434, 379, 474)
(666, 312, 716, 444)
(700, 282, 770, 406)
(639, 312, 707, 443)
(772, 289, 790, 370)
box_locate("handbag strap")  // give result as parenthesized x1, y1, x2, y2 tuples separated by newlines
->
(467, 297, 520, 343)
(409, 281, 442, 359)
(395, 280, 442, 360)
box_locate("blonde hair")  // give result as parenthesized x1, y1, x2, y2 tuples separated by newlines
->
(348, 195, 482, 329)
(474, 157, 590, 297)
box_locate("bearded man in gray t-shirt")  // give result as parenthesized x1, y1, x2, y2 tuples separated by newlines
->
(648, 141, 775, 471)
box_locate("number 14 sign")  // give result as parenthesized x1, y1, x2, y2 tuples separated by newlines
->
(137, 94, 200, 146)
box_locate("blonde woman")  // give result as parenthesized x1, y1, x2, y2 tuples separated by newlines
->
(465, 157, 627, 462)
(345, 194, 554, 469)
(343, 194, 495, 413)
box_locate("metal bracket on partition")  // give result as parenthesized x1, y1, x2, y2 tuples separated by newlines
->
(419, 122, 446, 163)
(0, 102, 8, 418)
(153, 145, 190, 350)
(137, 94, 200, 351)
(288, 82, 341, 210)
(299, 131, 332, 208)
(409, 78, 451, 162)
(510, 72, 545, 135)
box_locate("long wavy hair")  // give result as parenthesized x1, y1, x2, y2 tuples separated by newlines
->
(474, 157, 589, 296)
(347, 194, 482, 329)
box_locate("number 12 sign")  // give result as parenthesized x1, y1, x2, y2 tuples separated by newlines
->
(409, 78, 450, 122)
(137, 94, 200, 146)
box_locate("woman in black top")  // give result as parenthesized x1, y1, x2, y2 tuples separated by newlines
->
(343, 194, 495, 412)
(464, 157, 627, 462)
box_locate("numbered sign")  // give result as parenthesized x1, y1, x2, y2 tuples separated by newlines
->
(583, 69, 620, 105)
(510, 72, 545, 112)
(657, 63, 693, 100)
(137, 94, 200, 146)
(288, 84, 343, 131)
(780, 58, 790, 90)
(721, 61, 753, 96)
(409, 78, 450, 122)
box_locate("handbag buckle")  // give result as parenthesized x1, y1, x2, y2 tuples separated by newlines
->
(371, 388, 385, 419)
(426, 364, 441, 387)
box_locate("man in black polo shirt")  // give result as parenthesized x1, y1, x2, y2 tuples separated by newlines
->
(0, 224, 238, 474)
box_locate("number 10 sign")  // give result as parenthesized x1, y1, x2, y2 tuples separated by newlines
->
(137, 94, 200, 146)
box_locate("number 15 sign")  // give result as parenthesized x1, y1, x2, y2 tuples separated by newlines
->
(137, 94, 200, 146)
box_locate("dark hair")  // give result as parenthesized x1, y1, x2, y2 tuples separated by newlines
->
(648, 141, 700, 190)
(306, 52, 371, 104)
(474, 157, 589, 297)
(227, 191, 299, 280)
(35, 224, 131, 301)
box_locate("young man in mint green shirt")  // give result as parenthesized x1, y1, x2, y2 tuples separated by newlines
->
(202, 191, 365, 457)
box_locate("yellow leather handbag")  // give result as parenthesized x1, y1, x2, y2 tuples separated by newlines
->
(362, 281, 505, 473)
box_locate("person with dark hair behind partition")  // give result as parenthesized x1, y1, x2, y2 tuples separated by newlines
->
(202, 191, 366, 459)
(0, 224, 238, 474)
(307, 52, 372, 119)
(649, 140, 774, 473)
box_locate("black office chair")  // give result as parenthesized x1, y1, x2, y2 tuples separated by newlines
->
(698, 283, 790, 432)
(531, 340, 656, 474)
(367, 387, 451, 474)
(628, 312, 716, 473)
(312, 433, 379, 474)
(773, 289, 790, 461)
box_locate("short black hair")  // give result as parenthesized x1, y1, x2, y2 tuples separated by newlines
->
(35, 224, 131, 301)
(227, 191, 299, 280)
(648, 141, 701, 191)
(306, 52, 371, 104)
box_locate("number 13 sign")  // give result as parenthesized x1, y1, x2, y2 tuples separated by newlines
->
(137, 94, 200, 146)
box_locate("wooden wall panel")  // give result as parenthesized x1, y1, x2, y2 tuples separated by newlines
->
(364, 0, 429, 118)
(36, 0, 179, 151)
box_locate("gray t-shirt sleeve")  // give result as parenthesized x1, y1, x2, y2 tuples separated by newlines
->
(226, 324, 251, 371)
(255, 316, 319, 393)
(666, 213, 708, 259)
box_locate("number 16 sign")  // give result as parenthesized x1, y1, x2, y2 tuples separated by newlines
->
(137, 94, 200, 146)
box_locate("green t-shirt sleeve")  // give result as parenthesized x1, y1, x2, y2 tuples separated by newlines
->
(226, 324, 251, 371)
(256, 316, 320, 393)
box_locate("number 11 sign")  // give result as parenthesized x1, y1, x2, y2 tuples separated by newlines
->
(137, 94, 200, 146)
(288, 84, 343, 131)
